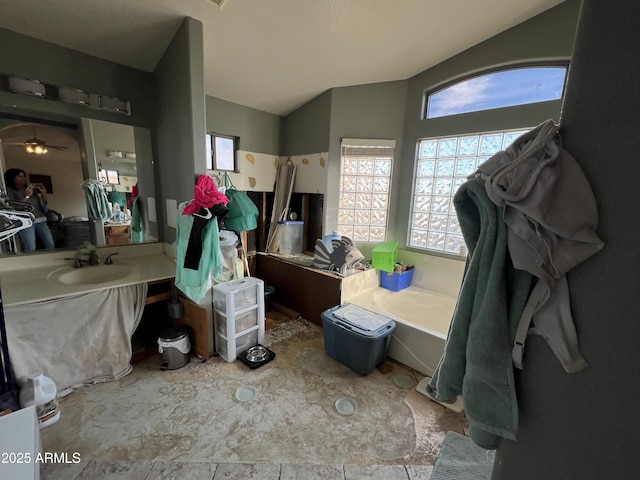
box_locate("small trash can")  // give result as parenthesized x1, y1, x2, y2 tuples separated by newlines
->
(158, 327, 191, 370)
(264, 285, 276, 312)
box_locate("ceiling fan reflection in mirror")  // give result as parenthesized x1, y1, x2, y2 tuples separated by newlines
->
(7, 126, 68, 155)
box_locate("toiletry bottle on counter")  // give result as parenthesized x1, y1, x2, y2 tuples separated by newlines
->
(19, 373, 61, 428)
(112, 203, 125, 221)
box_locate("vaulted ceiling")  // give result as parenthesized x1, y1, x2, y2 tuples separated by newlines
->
(0, 0, 564, 116)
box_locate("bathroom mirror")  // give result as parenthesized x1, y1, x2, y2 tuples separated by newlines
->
(0, 115, 159, 254)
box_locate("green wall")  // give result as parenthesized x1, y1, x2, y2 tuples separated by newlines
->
(153, 17, 206, 243)
(205, 96, 281, 155)
(403, 0, 579, 139)
(283, 90, 332, 155)
(395, 0, 581, 246)
(495, 1, 639, 477)
(0, 27, 155, 127)
(278, 81, 407, 235)
(325, 81, 408, 236)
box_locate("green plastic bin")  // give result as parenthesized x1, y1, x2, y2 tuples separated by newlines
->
(372, 242, 398, 272)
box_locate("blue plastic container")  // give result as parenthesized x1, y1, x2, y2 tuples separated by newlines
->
(322, 304, 396, 375)
(380, 268, 415, 292)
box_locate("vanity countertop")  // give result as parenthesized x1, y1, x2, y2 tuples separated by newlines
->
(0, 243, 177, 307)
(104, 220, 131, 226)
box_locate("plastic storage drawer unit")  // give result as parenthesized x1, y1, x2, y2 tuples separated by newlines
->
(322, 304, 396, 375)
(213, 277, 265, 362)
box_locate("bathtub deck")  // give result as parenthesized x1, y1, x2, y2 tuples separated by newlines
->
(347, 285, 456, 339)
(346, 285, 457, 375)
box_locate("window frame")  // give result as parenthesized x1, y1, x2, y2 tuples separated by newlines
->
(206, 132, 239, 172)
(422, 62, 569, 120)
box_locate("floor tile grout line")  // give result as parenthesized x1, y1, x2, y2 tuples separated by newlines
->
(57, 461, 428, 480)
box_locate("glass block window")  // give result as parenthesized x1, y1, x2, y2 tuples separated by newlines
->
(425, 66, 567, 119)
(339, 139, 395, 242)
(409, 127, 531, 255)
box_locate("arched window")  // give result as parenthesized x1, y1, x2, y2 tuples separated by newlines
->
(425, 66, 568, 119)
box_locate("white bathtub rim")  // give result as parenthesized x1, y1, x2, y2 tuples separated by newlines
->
(346, 287, 454, 340)
(365, 304, 448, 341)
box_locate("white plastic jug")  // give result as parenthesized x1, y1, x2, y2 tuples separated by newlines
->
(322, 231, 341, 252)
(19, 373, 61, 428)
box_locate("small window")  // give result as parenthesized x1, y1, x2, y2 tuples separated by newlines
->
(206, 133, 238, 171)
(106, 170, 120, 185)
(425, 66, 568, 119)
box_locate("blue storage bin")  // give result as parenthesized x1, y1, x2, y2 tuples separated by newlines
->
(380, 268, 415, 292)
(322, 304, 396, 375)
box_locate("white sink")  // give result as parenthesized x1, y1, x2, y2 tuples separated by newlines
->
(48, 263, 138, 286)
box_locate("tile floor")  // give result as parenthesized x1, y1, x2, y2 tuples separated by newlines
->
(42, 461, 435, 480)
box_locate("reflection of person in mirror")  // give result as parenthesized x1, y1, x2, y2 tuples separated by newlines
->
(4, 168, 55, 251)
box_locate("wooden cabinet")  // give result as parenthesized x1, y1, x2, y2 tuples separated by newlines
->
(255, 253, 342, 326)
(131, 278, 175, 364)
(104, 224, 130, 245)
(174, 298, 213, 360)
(131, 279, 215, 363)
(145, 279, 175, 305)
